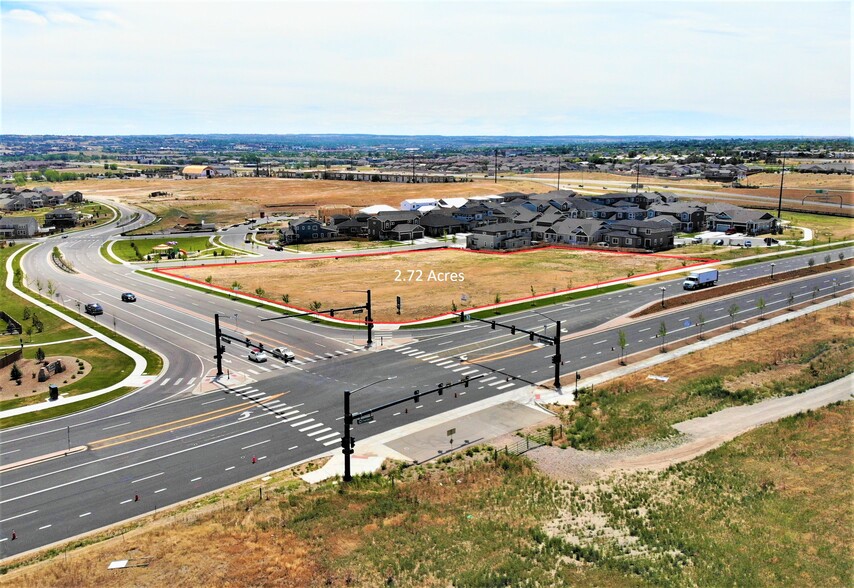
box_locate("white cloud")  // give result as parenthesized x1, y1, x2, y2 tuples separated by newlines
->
(6, 8, 48, 26)
(46, 10, 89, 26)
(93, 10, 127, 27)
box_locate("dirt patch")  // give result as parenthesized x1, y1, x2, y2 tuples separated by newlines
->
(631, 258, 852, 318)
(0, 355, 91, 402)
(171, 247, 701, 322)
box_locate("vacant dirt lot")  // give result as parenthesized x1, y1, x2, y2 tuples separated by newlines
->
(173, 248, 697, 321)
(44, 177, 548, 230)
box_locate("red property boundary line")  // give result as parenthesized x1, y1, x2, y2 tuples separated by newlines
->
(154, 246, 718, 326)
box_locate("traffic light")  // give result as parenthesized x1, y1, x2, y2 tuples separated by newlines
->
(258, 343, 264, 351)
(396, 296, 401, 314)
(576, 372, 581, 381)
(464, 375, 470, 388)
(511, 325, 516, 335)
(459, 312, 466, 322)
(529, 332, 534, 341)
(350, 437, 356, 449)
(219, 345, 226, 354)
(491, 321, 496, 330)
(245, 337, 250, 347)
(413, 389, 420, 403)
(330, 309, 335, 317)
(437, 383, 444, 396)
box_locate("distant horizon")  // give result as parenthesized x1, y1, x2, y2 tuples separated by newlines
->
(2, 1, 849, 137)
(2, 133, 851, 140)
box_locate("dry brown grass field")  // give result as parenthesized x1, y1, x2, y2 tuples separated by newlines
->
(174, 248, 696, 321)
(45, 177, 548, 229)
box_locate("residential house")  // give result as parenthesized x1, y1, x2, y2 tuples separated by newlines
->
(450, 203, 497, 228)
(711, 209, 778, 235)
(604, 220, 674, 251)
(65, 191, 84, 203)
(367, 211, 422, 240)
(0, 216, 40, 238)
(387, 223, 425, 241)
(466, 222, 533, 251)
(647, 202, 706, 232)
(335, 217, 369, 238)
(44, 209, 80, 229)
(543, 219, 607, 246)
(418, 211, 467, 237)
(400, 198, 439, 211)
(280, 217, 339, 244)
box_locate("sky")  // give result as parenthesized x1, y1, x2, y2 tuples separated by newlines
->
(1, 0, 851, 136)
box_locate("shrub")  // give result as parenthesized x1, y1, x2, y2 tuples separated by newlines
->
(10, 363, 22, 380)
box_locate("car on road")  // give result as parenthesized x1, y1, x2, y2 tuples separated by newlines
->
(248, 349, 267, 362)
(121, 292, 137, 302)
(84, 303, 103, 316)
(61, 235, 68, 239)
(764, 237, 779, 246)
(271, 347, 296, 362)
(713, 238, 725, 246)
(274, 245, 283, 251)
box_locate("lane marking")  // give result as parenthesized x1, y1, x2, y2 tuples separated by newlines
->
(79, 512, 91, 518)
(154, 488, 166, 494)
(120, 499, 133, 504)
(288, 445, 299, 451)
(102, 421, 131, 431)
(191, 477, 202, 482)
(225, 466, 235, 471)
(241, 440, 270, 450)
(131, 472, 163, 484)
(0, 509, 38, 523)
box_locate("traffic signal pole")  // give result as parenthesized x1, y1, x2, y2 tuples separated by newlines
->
(214, 313, 223, 377)
(554, 320, 562, 388)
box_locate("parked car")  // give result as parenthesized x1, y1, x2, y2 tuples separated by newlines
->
(248, 349, 267, 363)
(274, 246, 283, 251)
(121, 292, 136, 302)
(61, 235, 68, 239)
(271, 347, 296, 362)
(725, 228, 738, 235)
(84, 303, 103, 316)
(713, 239, 725, 246)
(691, 237, 703, 244)
(764, 237, 779, 245)
(743, 240, 753, 248)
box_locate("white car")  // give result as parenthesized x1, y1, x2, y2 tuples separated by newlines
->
(248, 349, 267, 363)
(272, 347, 296, 362)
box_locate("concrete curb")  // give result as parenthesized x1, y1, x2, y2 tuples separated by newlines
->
(0, 244, 150, 420)
(0, 446, 87, 473)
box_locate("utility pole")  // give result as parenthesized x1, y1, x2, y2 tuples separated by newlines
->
(777, 157, 786, 220)
(556, 154, 561, 191)
(494, 149, 498, 183)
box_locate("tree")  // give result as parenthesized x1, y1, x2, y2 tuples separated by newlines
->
(22, 307, 31, 321)
(255, 287, 266, 298)
(839, 252, 845, 263)
(281, 294, 290, 304)
(788, 292, 795, 309)
(46, 280, 55, 297)
(807, 257, 815, 270)
(697, 313, 706, 339)
(757, 297, 766, 320)
(309, 301, 322, 313)
(36, 347, 45, 362)
(824, 254, 831, 265)
(658, 322, 667, 352)
(205, 275, 213, 284)
(231, 281, 242, 291)
(728, 303, 739, 329)
(812, 286, 820, 302)
(10, 363, 22, 381)
(617, 330, 627, 364)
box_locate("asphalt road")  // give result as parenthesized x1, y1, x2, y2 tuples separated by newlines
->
(0, 201, 851, 558)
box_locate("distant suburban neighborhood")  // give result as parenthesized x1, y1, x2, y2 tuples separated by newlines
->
(0, 186, 89, 238)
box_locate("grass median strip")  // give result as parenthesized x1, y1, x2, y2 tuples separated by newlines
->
(0, 386, 135, 430)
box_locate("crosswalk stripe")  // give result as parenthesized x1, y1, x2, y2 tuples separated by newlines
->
(496, 382, 515, 390)
(159, 378, 170, 386)
(315, 432, 339, 442)
(174, 377, 184, 385)
(186, 377, 196, 386)
(460, 369, 479, 376)
(307, 427, 331, 436)
(290, 418, 314, 427)
(246, 369, 259, 375)
(299, 423, 324, 432)
(323, 439, 340, 446)
(436, 360, 455, 367)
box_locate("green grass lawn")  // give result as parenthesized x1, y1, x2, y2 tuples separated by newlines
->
(110, 236, 234, 261)
(0, 244, 87, 345)
(777, 210, 854, 243)
(0, 338, 135, 412)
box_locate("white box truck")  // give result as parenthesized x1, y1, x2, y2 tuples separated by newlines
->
(683, 269, 719, 290)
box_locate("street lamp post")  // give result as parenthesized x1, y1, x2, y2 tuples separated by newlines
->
(343, 376, 396, 482)
(770, 263, 776, 280)
(660, 287, 666, 308)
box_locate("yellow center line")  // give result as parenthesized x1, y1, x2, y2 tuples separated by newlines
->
(466, 345, 539, 364)
(89, 393, 285, 451)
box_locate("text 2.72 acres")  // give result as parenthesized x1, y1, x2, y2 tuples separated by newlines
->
(393, 270, 465, 282)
